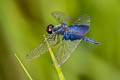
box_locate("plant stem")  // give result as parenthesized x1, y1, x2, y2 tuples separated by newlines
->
(44, 35, 65, 80)
(15, 54, 32, 80)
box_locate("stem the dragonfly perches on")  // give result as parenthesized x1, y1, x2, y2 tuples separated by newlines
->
(43, 35, 65, 80)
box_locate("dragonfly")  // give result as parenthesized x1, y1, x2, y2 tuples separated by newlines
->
(26, 11, 100, 66)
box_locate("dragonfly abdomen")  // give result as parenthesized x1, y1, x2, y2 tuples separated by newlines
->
(83, 37, 100, 44)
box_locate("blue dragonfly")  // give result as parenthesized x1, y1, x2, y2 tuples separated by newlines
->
(26, 11, 100, 66)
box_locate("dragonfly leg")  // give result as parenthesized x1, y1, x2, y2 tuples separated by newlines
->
(47, 33, 57, 41)
(51, 35, 60, 47)
(53, 33, 57, 41)
(56, 35, 60, 44)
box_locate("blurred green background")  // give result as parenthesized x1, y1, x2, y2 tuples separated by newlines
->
(0, 0, 120, 80)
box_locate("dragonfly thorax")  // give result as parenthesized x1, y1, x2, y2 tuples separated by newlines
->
(53, 23, 67, 35)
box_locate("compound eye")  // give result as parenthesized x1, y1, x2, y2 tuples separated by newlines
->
(46, 24, 54, 34)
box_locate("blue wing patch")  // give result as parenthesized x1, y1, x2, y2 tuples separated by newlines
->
(68, 25, 89, 35)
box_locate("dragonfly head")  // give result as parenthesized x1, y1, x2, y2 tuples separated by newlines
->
(46, 24, 54, 34)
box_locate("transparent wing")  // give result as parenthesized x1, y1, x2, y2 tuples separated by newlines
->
(55, 39, 81, 66)
(72, 15, 90, 26)
(51, 11, 70, 24)
(26, 34, 58, 60)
